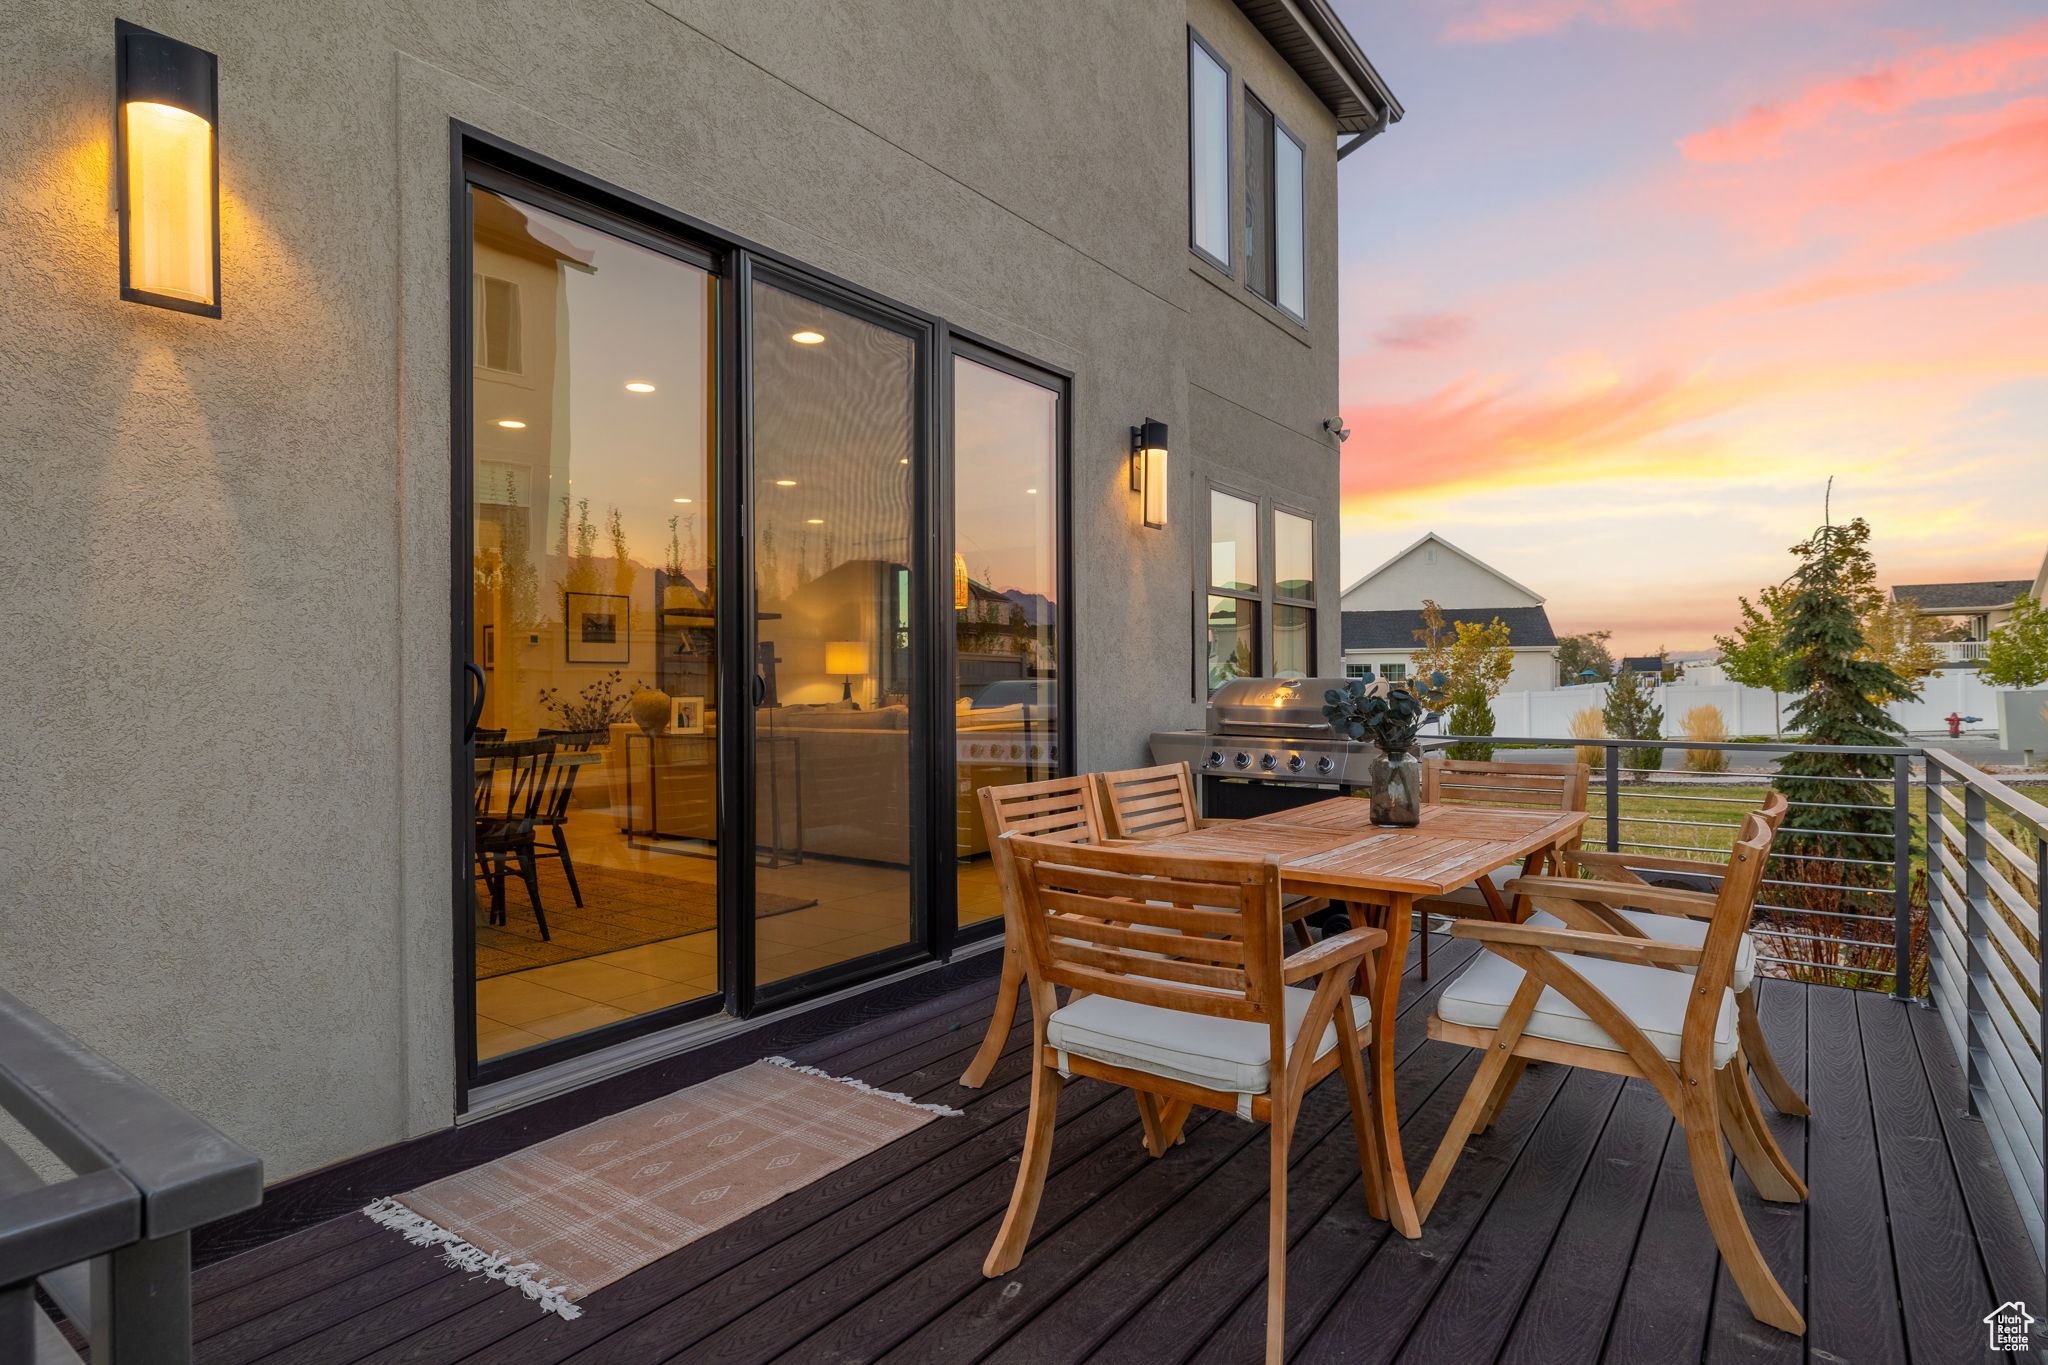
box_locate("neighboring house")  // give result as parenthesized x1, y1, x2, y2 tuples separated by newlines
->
(1338, 533, 1560, 691)
(1892, 546, 2046, 664)
(1620, 655, 1666, 677)
(0, 3, 1399, 1185)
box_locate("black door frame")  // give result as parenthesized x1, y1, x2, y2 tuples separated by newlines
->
(448, 125, 1071, 1104)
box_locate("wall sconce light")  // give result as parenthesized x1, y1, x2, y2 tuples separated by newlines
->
(824, 641, 871, 704)
(1130, 419, 1169, 529)
(116, 20, 220, 316)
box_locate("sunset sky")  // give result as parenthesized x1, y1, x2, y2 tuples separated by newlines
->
(1331, 0, 2048, 654)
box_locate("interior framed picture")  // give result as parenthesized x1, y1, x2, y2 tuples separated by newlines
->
(565, 591, 630, 664)
(481, 624, 496, 671)
(670, 695, 706, 734)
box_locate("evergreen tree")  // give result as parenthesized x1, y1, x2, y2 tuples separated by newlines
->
(1444, 688, 1496, 762)
(1601, 667, 1664, 778)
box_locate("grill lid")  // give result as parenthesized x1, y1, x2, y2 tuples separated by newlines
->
(1208, 676, 1352, 736)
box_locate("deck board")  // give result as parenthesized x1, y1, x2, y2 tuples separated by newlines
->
(190, 953, 2042, 1365)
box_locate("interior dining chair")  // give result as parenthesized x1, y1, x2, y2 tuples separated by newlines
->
(474, 737, 557, 941)
(1415, 808, 1807, 1335)
(530, 727, 605, 908)
(956, 775, 1116, 1089)
(1407, 757, 1589, 977)
(1540, 790, 1805, 1115)
(985, 833, 1389, 1365)
(1095, 761, 1329, 939)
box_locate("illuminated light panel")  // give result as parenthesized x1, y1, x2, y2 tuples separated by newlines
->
(790, 330, 826, 345)
(495, 419, 527, 429)
(123, 102, 214, 305)
(625, 381, 656, 393)
(774, 479, 798, 486)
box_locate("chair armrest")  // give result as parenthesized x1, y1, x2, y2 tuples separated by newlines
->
(1282, 925, 1388, 984)
(1450, 918, 1704, 968)
(1196, 817, 1239, 829)
(1561, 848, 1724, 882)
(1502, 876, 1717, 919)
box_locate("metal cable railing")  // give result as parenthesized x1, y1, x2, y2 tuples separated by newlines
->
(0, 987, 261, 1362)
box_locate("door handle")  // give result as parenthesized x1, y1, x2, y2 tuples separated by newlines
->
(752, 673, 767, 708)
(464, 662, 486, 739)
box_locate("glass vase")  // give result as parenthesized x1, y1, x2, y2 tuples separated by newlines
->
(1369, 748, 1422, 827)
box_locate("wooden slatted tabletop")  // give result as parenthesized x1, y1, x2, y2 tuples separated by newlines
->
(1129, 797, 1590, 1240)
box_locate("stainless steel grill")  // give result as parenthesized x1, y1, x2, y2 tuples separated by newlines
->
(1150, 677, 1377, 816)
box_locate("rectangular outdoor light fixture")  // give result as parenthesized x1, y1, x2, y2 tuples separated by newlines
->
(1130, 419, 1169, 529)
(116, 20, 220, 316)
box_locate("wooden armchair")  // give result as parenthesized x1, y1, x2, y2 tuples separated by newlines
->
(1095, 761, 1329, 932)
(985, 834, 1389, 1364)
(1409, 758, 1589, 976)
(956, 775, 1117, 1089)
(1537, 790, 1804, 1114)
(1417, 809, 1806, 1335)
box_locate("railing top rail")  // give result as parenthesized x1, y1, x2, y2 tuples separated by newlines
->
(0, 987, 261, 1239)
(1422, 735, 1922, 757)
(1923, 747, 2048, 837)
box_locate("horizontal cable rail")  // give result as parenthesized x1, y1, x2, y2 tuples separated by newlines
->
(0, 987, 261, 1363)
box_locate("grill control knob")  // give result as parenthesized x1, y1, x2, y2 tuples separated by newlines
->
(1233, 752, 1252, 770)
(1205, 750, 1224, 768)
(1259, 753, 1278, 771)
(1315, 755, 1336, 776)
(1286, 752, 1305, 773)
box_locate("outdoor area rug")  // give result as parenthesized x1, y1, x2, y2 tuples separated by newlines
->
(475, 863, 813, 977)
(363, 1058, 960, 1317)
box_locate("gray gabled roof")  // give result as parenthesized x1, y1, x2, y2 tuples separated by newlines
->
(1341, 605, 1557, 652)
(1620, 656, 1663, 672)
(1891, 581, 2032, 612)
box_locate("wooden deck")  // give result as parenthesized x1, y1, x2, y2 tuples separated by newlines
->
(185, 937, 2040, 1363)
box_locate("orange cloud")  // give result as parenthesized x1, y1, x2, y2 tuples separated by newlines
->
(1682, 19, 2048, 162)
(1443, 0, 1687, 43)
(1374, 312, 1475, 352)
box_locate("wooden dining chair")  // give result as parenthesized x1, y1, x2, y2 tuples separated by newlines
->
(1096, 761, 1329, 935)
(1416, 809, 1807, 1335)
(985, 833, 1389, 1364)
(1409, 757, 1589, 976)
(531, 727, 605, 908)
(1545, 790, 1805, 1115)
(956, 775, 1116, 1089)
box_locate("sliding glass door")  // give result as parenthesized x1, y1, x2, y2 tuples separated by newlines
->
(747, 279, 923, 990)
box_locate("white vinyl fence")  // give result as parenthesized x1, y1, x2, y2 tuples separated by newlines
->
(1489, 670, 2020, 740)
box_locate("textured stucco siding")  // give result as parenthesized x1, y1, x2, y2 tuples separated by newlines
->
(0, 0, 1344, 1176)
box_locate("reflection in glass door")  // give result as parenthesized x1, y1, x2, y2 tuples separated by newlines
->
(748, 281, 920, 988)
(466, 186, 721, 1065)
(952, 354, 1062, 927)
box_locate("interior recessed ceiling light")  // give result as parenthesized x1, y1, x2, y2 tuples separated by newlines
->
(899, 457, 910, 464)
(673, 497, 693, 503)
(625, 381, 656, 393)
(805, 518, 825, 524)
(790, 330, 825, 345)
(495, 419, 527, 429)
(774, 479, 798, 486)
(1026, 488, 1038, 494)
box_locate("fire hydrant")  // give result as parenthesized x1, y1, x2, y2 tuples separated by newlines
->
(1944, 713, 1982, 737)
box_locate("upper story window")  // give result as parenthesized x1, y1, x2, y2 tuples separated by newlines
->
(1272, 509, 1315, 676)
(1243, 93, 1306, 319)
(1188, 31, 1232, 271)
(473, 273, 523, 374)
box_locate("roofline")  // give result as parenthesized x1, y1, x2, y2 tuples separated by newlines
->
(1339, 532, 1547, 606)
(1232, 0, 1404, 136)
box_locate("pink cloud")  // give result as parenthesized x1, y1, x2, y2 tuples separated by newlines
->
(1443, 0, 1688, 44)
(1374, 312, 1476, 352)
(1683, 19, 2048, 162)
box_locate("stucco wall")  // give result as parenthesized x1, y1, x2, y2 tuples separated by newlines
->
(0, 0, 1346, 1176)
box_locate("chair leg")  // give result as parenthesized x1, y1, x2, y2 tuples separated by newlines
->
(1717, 1062, 1806, 1204)
(984, 1057, 1064, 1277)
(1136, 1092, 1171, 1157)
(1336, 1012, 1387, 1221)
(516, 845, 549, 941)
(1157, 1099, 1192, 1149)
(1680, 1082, 1805, 1335)
(552, 826, 584, 908)
(1474, 1056, 1529, 1135)
(486, 854, 507, 925)
(1264, 1100, 1293, 1365)
(1417, 911, 1431, 980)
(960, 943, 1023, 1089)
(1738, 986, 1808, 1116)
(1415, 1038, 1521, 1222)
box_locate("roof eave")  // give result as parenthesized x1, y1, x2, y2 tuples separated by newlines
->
(1232, 0, 1403, 136)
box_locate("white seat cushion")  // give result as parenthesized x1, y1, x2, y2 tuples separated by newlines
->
(1046, 984, 1370, 1096)
(1438, 949, 1737, 1069)
(1415, 864, 1521, 910)
(1523, 909, 1755, 991)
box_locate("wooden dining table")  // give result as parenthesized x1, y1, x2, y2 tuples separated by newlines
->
(1129, 797, 1589, 1238)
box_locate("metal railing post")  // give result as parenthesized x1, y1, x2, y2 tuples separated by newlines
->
(1963, 784, 1989, 1116)
(1604, 745, 1620, 852)
(2038, 830, 2047, 1245)
(93, 1233, 192, 1364)
(1924, 764, 1942, 1012)
(1892, 753, 1914, 1000)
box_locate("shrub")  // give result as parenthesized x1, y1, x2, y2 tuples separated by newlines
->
(1602, 667, 1666, 779)
(1680, 705, 1729, 772)
(1568, 707, 1607, 769)
(1443, 688, 1497, 762)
